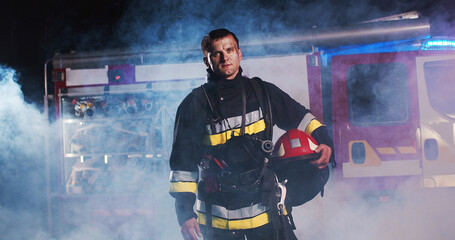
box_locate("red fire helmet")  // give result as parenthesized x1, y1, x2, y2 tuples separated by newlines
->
(273, 129, 321, 164)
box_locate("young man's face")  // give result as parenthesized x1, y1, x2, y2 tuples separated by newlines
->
(204, 34, 242, 80)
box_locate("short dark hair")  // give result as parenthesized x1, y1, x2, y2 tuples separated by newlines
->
(201, 28, 239, 56)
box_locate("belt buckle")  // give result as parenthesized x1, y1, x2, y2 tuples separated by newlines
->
(219, 171, 237, 192)
(220, 171, 232, 178)
(240, 169, 259, 184)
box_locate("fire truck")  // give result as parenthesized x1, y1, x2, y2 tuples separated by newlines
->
(45, 12, 455, 237)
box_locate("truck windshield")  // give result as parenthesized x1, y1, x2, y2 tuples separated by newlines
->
(347, 62, 410, 126)
(424, 59, 455, 119)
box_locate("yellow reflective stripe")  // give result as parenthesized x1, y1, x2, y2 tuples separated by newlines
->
(169, 182, 197, 193)
(305, 119, 323, 135)
(204, 119, 266, 146)
(197, 211, 270, 230)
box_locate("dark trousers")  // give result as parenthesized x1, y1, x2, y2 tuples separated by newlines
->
(201, 223, 275, 240)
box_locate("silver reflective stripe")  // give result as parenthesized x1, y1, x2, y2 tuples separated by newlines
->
(196, 199, 270, 220)
(169, 170, 199, 182)
(298, 113, 315, 132)
(207, 108, 263, 134)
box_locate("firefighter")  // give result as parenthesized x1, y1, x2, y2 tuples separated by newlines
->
(169, 28, 333, 240)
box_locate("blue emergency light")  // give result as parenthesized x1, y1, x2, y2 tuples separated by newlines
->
(421, 38, 455, 50)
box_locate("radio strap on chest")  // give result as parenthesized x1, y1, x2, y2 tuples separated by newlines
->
(199, 77, 272, 137)
(240, 79, 246, 135)
(251, 77, 273, 140)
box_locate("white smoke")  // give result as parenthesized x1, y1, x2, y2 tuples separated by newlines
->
(291, 176, 455, 240)
(0, 66, 182, 240)
(0, 66, 48, 239)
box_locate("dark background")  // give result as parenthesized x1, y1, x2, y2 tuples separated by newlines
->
(1, 0, 454, 105)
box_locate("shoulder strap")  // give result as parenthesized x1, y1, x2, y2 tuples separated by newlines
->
(191, 83, 218, 133)
(250, 77, 273, 140)
(201, 84, 221, 123)
(240, 79, 247, 135)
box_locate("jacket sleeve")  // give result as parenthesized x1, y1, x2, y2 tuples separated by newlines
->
(169, 92, 204, 225)
(265, 81, 335, 164)
(265, 82, 310, 131)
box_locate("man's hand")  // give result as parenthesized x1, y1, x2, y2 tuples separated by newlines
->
(181, 218, 202, 240)
(310, 144, 332, 169)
